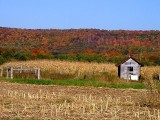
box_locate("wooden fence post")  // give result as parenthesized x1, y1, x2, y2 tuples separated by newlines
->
(6, 67, 9, 79)
(37, 68, 40, 80)
(10, 67, 13, 79)
(20, 66, 22, 73)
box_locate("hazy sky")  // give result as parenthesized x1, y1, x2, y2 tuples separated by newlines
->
(0, 0, 160, 30)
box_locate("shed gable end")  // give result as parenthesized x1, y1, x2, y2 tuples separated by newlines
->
(122, 58, 140, 67)
(118, 57, 142, 80)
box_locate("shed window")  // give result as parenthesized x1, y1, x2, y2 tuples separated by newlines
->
(128, 67, 133, 72)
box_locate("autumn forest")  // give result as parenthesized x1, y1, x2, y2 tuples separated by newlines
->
(0, 27, 159, 65)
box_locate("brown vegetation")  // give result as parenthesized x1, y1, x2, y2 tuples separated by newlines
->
(0, 60, 160, 119)
(0, 60, 117, 80)
(1, 60, 160, 81)
(0, 81, 160, 120)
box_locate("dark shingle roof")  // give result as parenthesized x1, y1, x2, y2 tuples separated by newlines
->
(115, 56, 143, 67)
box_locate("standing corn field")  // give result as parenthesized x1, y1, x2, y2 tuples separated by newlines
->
(0, 60, 117, 80)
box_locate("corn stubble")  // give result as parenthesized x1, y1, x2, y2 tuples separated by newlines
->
(0, 85, 160, 120)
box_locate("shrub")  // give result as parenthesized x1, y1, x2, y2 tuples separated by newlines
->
(14, 51, 31, 61)
(36, 54, 53, 59)
(77, 54, 106, 62)
(155, 59, 160, 65)
(55, 53, 107, 63)
(141, 61, 155, 66)
(108, 56, 126, 63)
(0, 55, 5, 65)
(153, 73, 160, 80)
(1, 49, 15, 60)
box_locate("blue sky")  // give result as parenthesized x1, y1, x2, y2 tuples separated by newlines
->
(0, 0, 160, 30)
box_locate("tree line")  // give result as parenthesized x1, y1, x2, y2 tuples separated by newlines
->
(0, 48, 159, 65)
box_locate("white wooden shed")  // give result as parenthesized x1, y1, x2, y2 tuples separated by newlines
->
(116, 56, 143, 80)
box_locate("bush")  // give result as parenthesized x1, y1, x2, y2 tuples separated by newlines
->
(36, 54, 53, 59)
(14, 51, 31, 61)
(0, 55, 5, 65)
(155, 59, 160, 65)
(141, 61, 155, 66)
(153, 73, 160, 80)
(55, 53, 107, 63)
(55, 54, 77, 61)
(77, 54, 106, 62)
(1, 49, 15, 60)
(108, 56, 126, 63)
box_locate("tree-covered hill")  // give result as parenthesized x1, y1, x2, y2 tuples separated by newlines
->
(0, 27, 159, 65)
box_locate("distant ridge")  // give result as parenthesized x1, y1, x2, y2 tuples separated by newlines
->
(0, 27, 159, 63)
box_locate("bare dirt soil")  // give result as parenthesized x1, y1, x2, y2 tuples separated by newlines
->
(0, 81, 159, 120)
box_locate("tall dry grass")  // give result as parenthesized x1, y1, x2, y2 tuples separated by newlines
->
(141, 66, 160, 91)
(1, 60, 160, 82)
(141, 66, 160, 80)
(0, 60, 117, 80)
(0, 60, 159, 82)
(139, 66, 160, 108)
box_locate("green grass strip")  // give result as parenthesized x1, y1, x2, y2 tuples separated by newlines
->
(0, 77, 146, 89)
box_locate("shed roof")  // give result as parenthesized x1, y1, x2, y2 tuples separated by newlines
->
(115, 56, 143, 67)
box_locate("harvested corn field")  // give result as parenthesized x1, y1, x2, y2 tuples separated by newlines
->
(0, 81, 160, 120)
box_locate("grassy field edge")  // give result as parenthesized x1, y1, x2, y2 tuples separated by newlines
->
(0, 77, 146, 89)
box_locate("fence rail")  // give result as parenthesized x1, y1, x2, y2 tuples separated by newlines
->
(6, 66, 40, 80)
